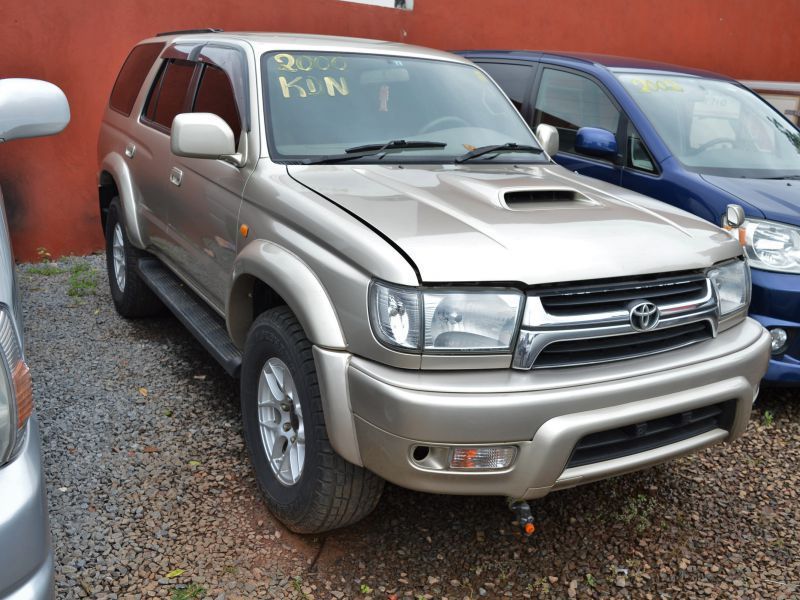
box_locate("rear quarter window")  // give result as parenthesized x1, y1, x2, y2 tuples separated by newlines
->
(109, 43, 165, 116)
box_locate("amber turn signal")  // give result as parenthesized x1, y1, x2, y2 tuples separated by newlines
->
(13, 360, 33, 427)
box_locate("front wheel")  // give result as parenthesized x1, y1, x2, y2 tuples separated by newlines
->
(241, 307, 384, 533)
(104, 199, 163, 318)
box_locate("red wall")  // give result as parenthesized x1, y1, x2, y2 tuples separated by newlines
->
(0, 0, 797, 261)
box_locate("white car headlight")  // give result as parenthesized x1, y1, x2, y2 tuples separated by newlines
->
(708, 260, 750, 317)
(0, 305, 32, 466)
(741, 219, 800, 274)
(369, 282, 523, 353)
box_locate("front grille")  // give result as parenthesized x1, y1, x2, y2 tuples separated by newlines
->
(566, 399, 736, 469)
(513, 272, 718, 370)
(534, 321, 713, 368)
(540, 274, 707, 317)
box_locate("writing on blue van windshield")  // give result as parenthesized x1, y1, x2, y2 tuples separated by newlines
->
(628, 78, 684, 94)
(617, 72, 800, 177)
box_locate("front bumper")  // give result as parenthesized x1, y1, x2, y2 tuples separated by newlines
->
(316, 318, 770, 499)
(0, 418, 55, 600)
(751, 268, 800, 384)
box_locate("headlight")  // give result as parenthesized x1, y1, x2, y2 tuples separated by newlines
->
(741, 219, 800, 274)
(0, 305, 32, 466)
(369, 282, 524, 353)
(708, 260, 750, 317)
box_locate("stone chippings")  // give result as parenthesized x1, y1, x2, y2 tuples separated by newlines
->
(20, 255, 799, 599)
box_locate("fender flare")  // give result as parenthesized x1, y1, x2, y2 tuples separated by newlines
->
(99, 152, 145, 249)
(228, 240, 346, 349)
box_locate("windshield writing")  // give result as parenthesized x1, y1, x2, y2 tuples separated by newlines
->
(262, 52, 542, 163)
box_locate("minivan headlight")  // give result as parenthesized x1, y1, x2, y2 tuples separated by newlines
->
(741, 219, 800, 274)
(708, 260, 750, 317)
(369, 282, 524, 353)
(0, 306, 32, 466)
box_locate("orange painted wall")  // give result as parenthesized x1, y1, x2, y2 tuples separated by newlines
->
(0, 0, 797, 261)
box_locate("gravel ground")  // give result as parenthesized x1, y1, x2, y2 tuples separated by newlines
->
(19, 254, 800, 599)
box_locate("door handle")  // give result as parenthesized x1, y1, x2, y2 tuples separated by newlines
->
(125, 143, 136, 158)
(169, 167, 183, 187)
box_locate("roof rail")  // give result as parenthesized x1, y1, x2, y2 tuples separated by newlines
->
(156, 28, 223, 37)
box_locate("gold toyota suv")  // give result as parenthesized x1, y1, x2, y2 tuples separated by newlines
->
(97, 30, 771, 534)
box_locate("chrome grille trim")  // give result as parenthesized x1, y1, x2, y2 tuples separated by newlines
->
(513, 276, 718, 370)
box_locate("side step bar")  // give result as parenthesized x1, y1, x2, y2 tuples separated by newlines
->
(136, 258, 242, 376)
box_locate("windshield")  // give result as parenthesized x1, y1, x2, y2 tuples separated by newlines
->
(616, 72, 800, 178)
(261, 51, 543, 163)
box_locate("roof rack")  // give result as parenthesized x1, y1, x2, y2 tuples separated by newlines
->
(156, 28, 223, 37)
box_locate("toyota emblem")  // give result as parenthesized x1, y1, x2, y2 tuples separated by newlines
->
(628, 301, 660, 331)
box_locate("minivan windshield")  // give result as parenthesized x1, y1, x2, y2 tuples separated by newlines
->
(616, 72, 800, 179)
(262, 52, 544, 164)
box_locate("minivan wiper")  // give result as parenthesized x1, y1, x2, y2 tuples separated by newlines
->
(300, 140, 447, 165)
(455, 142, 543, 163)
(760, 174, 800, 180)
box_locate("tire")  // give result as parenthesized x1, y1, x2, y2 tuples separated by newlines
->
(104, 198, 163, 318)
(241, 306, 384, 534)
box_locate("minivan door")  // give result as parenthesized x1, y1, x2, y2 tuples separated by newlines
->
(531, 67, 624, 185)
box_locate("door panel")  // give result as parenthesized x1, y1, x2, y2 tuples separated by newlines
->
(131, 59, 197, 254)
(167, 61, 251, 310)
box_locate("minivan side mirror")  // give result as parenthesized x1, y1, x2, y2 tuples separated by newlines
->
(535, 124, 559, 157)
(575, 127, 618, 159)
(171, 113, 237, 161)
(0, 79, 70, 142)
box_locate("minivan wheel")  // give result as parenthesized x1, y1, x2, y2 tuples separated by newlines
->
(104, 198, 163, 317)
(241, 306, 384, 534)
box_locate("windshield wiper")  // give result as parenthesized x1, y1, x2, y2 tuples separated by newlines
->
(760, 174, 800, 180)
(301, 140, 446, 165)
(455, 142, 543, 164)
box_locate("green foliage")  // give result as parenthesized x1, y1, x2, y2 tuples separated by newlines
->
(28, 264, 63, 276)
(67, 262, 98, 297)
(172, 584, 205, 600)
(617, 493, 657, 532)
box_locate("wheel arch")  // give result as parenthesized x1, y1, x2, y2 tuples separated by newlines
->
(98, 153, 145, 248)
(228, 240, 346, 350)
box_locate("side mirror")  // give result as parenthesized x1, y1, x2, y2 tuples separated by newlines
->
(535, 124, 559, 157)
(0, 79, 70, 142)
(725, 204, 745, 228)
(171, 113, 236, 160)
(575, 127, 618, 159)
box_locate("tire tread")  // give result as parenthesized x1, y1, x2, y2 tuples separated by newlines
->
(244, 307, 383, 534)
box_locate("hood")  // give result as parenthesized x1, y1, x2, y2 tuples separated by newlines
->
(701, 174, 800, 227)
(289, 163, 740, 285)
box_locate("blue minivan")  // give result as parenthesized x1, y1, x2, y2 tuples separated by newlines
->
(458, 51, 800, 384)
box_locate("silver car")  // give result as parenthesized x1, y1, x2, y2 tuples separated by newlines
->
(97, 32, 770, 534)
(0, 78, 69, 599)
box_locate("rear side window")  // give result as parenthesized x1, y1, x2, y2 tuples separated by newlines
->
(478, 62, 534, 111)
(144, 59, 196, 130)
(193, 65, 242, 141)
(109, 43, 165, 116)
(533, 68, 620, 154)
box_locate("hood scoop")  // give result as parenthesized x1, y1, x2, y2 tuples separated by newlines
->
(502, 188, 596, 211)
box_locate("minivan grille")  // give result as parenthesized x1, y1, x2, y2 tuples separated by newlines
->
(566, 400, 736, 468)
(534, 321, 713, 368)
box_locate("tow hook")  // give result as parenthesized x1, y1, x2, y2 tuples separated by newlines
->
(508, 498, 535, 536)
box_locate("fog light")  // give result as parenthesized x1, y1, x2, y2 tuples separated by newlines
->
(769, 327, 789, 355)
(450, 446, 516, 470)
